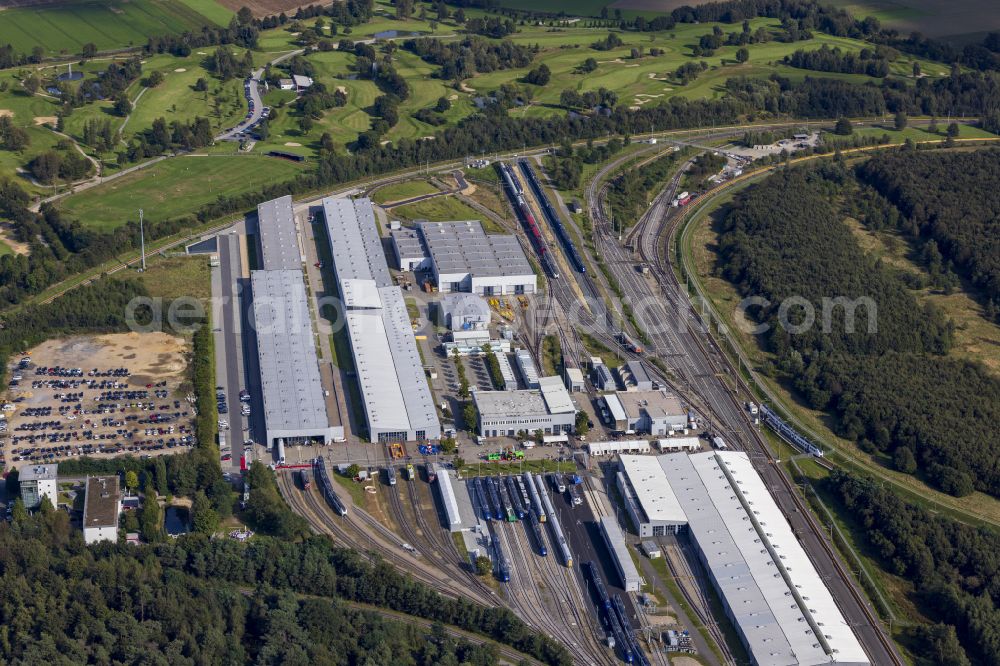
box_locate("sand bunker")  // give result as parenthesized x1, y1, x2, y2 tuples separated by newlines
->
(33, 116, 57, 126)
(284, 142, 302, 147)
(335, 85, 347, 94)
(0, 110, 12, 118)
(174, 68, 186, 72)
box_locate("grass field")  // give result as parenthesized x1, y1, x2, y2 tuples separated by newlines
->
(371, 179, 439, 204)
(392, 195, 483, 221)
(138, 254, 212, 300)
(831, 0, 1000, 42)
(57, 155, 305, 229)
(0, 0, 222, 56)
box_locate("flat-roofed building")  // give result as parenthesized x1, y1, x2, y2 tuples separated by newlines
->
(603, 390, 687, 435)
(82, 476, 121, 545)
(514, 349, 540, 389)
(474, 376, 575, 437)
(655, 436, 701, 452)
(323, 197, 440, 443)
(617, 454, 687, 537)
(257, 195, 301, 270)
(251, 270, 341, 446)
(587, 440, 651, 456)
(600, 516, 641, 592)
(18, 463, 57, 509)
(417, 220, 535, 295)
(662, 452, 870, 666)
(390, 227, 428, 271)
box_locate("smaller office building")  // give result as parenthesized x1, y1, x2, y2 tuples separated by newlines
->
(474, 376, 575, 437)
(19, 464, 57, 509)
(593, 364, 617, 391)
(603, 390, 687, 435)
(618, 360, 653, 391)
(83, 476, 121, 545)
(438, 292, 491, 330)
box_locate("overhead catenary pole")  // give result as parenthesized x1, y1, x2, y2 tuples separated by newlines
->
(139, 208, 146, 271)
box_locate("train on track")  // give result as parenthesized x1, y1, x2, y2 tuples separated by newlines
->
(759, 404, 825, 457)
(534, 473, 573, 567)
(612, 595, 648, 666)
(497, 162, 560, 278)
(505, 476, 526, 520)
(386, 465, 397, 486)
(523, 471, 546, 522)
(314, 458, 347, 516)
(471, 477, 492, 521)
(298, 468, 312, 491)
(494, 537, 511, 582)
(526, 511, 548, 556)
(517, 159, 587, 274)
(486, 476, 504, 521)
(583, 561, 612, 611)
(615, 331, 644, 354)
(497, 475, 517, 522)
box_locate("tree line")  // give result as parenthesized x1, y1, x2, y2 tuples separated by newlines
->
(0, 506, 562, 664)
(402, 36, 536, 80)
(784, 44, 891, 77)
(718, 164, 1000, 497)
(828, 469, 1000, 665)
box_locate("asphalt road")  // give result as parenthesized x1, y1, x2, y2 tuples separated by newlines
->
(216, 233, 249, 470)
(216, 71, 265, 142)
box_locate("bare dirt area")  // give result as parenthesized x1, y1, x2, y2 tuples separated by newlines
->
(216, 0, 317, 17)
(0, 332, 196, 471)
(0, 223, 30, 255)
(0, 110, 12, 118)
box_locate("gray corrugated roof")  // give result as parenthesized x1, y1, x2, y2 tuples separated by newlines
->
(417, 220, 532, 278)
(323, 197, 392, 287)
(251, 270, 329, 435)
(257, 195, 301, 270)
(390, 228, 427, 261)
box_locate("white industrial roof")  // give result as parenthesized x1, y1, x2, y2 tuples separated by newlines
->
(538, 376, 574, 414)
(341, 278, 382, 309)
(514, 349, 539, 388)
(604, 394, 628, 423)
(494, 351, 517, 387)
(323, 196, 438, 438)
(436, 465, 462, 526)
(257, 195, 301, 270)
(656, 437, 701, 451)
(618, 455, 686, 524)
(588, 440, 651, 455)
(665, 452, 869, 666)
(600, 516, 641, 590)
(475, 389, 549, 419)
(251, 270, 331, 436)
(323, 197, 391, 287)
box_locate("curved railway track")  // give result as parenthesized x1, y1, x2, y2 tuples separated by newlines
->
(594, 152, 905, 666)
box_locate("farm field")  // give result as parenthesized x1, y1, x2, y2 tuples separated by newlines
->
(0, 0, 223, 56)
(831, 0, 1000, 42)
(56, 154, 306, 229)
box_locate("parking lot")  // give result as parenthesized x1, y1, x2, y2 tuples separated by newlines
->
(0, 333, 196, 469)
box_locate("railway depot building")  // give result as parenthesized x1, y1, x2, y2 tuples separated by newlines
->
(474, 376, 575, 437)
(618, 452, 870, 666)
(603, 390, 688, 435)
(323, 197, 440, 443)
(390, 220, 536, 295)
(251, 196, 343, 448)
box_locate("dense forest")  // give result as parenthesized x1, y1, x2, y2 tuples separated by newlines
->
(717, 164, 1000, 497)
(828, 470, 1000, 665)
(784, 44, 890, 77)
(856, 150, 1000, 315)
(0, 505, 563, 665)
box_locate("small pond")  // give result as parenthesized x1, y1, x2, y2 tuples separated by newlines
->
(164, 506, 190, 536)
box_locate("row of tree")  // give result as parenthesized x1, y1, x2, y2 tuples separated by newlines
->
(828, 469, 1000, 664)
(0, 505, 564, 664)
(402, 36, 536, 80)
(717, 164, 1000, 496)
(784, 44, 891, 77)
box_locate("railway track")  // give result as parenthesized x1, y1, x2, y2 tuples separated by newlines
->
(616, 157, 905, 666)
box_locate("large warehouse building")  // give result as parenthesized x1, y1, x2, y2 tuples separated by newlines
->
(474, 375, 575, 437)
(323, 197, 440, 443)
(251, 270, 340, 446)
(251, 196, 343, 448)
(390, 220, 536, 295)
(619, 452, 870, 666)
